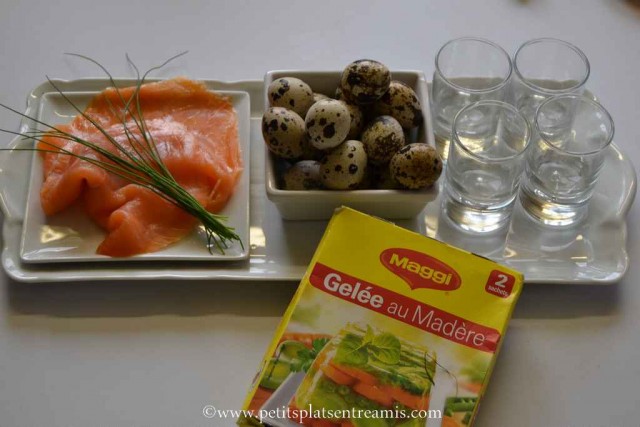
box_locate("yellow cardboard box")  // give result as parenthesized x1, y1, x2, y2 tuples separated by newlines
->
(241, 207, 523, 427)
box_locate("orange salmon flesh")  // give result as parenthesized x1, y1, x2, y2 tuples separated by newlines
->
(38, 78, 242, 257)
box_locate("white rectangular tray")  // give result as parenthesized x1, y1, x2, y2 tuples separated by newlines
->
(0, 78, 635, 283)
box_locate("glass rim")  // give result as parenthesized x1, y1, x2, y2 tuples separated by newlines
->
(435, 37, 513, 94)
(513, 38, 591, 94)
(452, 100, 531, 162)
(534, 94, 615, 156)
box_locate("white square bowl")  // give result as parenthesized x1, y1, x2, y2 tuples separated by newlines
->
(264, 70, 439, 220)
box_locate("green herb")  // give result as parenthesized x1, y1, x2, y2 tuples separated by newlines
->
(334, 334, 369, 366)
(0, 53, 242, 254)
(312, 337, 329, 354)
(289, 337, 329, 373)
(370, 332, 401, 364)
(334, 329, 402, 366)
(362, 325, 375, 345)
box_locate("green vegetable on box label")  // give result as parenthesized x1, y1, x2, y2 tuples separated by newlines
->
(258, 358, 291, 390)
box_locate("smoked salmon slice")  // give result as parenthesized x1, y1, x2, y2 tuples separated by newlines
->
(38, 78, 242, 257)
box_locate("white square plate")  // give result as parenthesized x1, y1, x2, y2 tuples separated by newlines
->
(19, 88, 251, 263)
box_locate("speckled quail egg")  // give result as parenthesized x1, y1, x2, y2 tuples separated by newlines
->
(305, 100, 351, 150)
(268, 77, 315, 117)
(313, 92, 331, 103)
(390, 143, 442, 189)
(337, 101, 364, 139)
(340, 60, 391, 105)
(282, 160, 322, 190)
(320, 140, 368, 190)
(373, 81, 423, 128)
(334, 86, 347, 102)
(262, 107, 306, 159)
(361, 115, 405, 165)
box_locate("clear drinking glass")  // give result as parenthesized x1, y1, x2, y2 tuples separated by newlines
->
(519, 95, 614, 226)
(431, 37, 512, 160)
(444, 101, 531, 232)
(510, 38, 590, 123)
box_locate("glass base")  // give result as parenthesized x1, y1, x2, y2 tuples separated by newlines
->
(519, 187, 588, 227)
(444, 195, 513, 233)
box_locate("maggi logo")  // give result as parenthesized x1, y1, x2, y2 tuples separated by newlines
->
(380, 248, 462, 291)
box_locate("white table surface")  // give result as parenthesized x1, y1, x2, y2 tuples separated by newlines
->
(1, 1, 639, 426)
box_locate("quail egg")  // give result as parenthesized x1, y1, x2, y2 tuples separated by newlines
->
(334, 86, 347, 102)
(305, 99, 351, 150)
(268, 77, 315, 117)
(320, 140, 368, 190)
(282, 160, 322, 190)
(338, 101, 364, 139)
(313, 92, 331, 103)
(390, 143, 442, 189)
(340, 59, 391, 105)
(262, 107, 306, 159)
(373, 81, 423, 128)
(361, 115, 405, 165)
